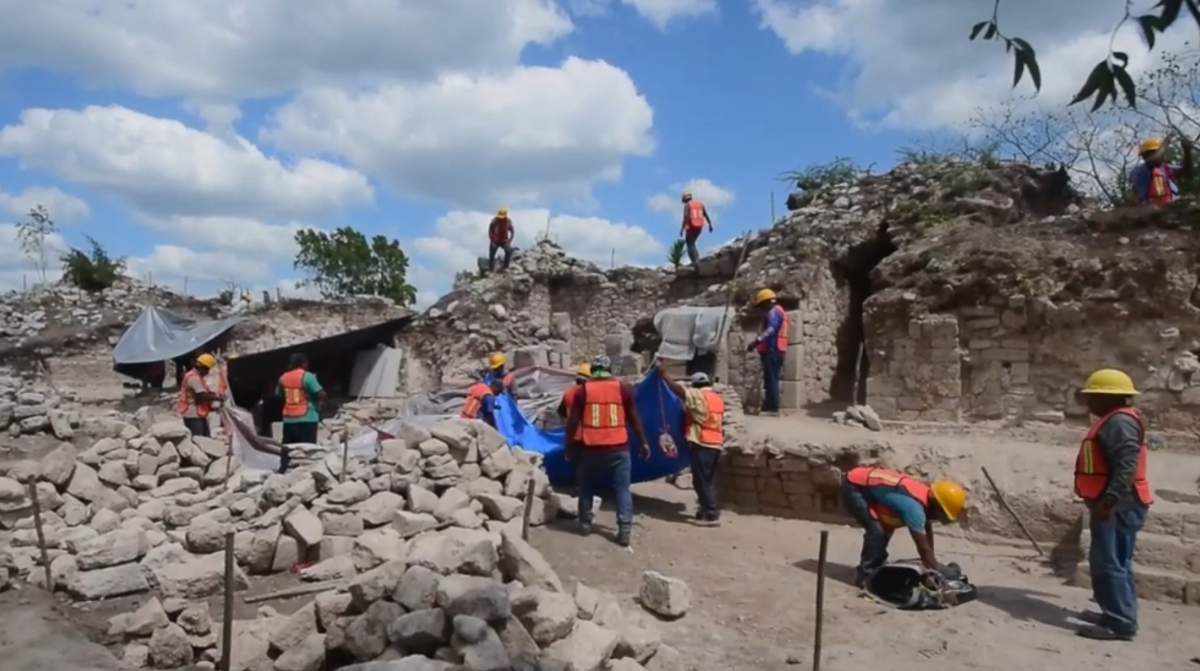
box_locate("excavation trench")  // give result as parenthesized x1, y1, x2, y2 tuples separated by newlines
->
(831, 223, 898, 404)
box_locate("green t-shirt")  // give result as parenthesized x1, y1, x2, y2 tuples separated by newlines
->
(277, 371, 322, 424)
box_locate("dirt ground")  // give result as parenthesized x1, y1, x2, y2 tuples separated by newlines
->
(3, 415, 1199, 671)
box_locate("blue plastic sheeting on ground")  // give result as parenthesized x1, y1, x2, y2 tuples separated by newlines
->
(491, 369, 692, 485)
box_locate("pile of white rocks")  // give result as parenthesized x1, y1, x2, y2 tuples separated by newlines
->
(0, 372, 80, 438)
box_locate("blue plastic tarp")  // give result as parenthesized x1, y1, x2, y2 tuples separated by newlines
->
(491, 369, 691, 485)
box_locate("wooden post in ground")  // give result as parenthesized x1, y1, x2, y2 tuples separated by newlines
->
(340, 431, 350, 483)
(521, 476, 536, 541)
(220, 529, 235, 671)
(813, 529, 829, 671)
(27, 480, 52, 591)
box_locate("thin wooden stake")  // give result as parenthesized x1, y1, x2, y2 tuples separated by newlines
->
(243, 581, 345, 604)
(813, 529, 829, 671)
(521, 476, 537, 541)
(339, 431, 350, 483)
(981, 466, 1044, 556)
(220, 529, 235, 671)
(27, 481, 52, 591)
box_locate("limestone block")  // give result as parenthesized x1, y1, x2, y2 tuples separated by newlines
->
(786, 310, 804, 345)
(782, 344, 805, 382)
(780, 381, 804, 410)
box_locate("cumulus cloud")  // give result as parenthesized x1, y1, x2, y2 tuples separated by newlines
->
(0, 222, 69, 292)
(647, 178, 735, 212)
(0, 186, 90, 223)
(261, 57, 655, 210)
(407, 208, 665, 301)
(620, 0, 718, 27)
(125, 244, 274, 287)
(0, 0, 573, 100)
(0, 105, 373, 221)
(752, 0, 1195, 129)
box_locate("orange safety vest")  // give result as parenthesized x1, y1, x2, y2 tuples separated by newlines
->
(1074, 407, 1153, 505)
(561, 386, 583, 440)
(176, 369, 211, 418)
(685, 200, 706, 231)
(279, 368, 309, 419)
(1147, 165, 1178, 205)
(579, 378, 628, 447)
(684, 388, 725, 447)
(461, 383, 494, 420)
(845, 467, 931, 531)
(755, 304, 789, 354)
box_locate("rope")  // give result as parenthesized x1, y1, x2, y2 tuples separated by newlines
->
(656, 373, 678, 458)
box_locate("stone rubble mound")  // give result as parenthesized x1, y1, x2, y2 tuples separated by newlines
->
(0, 277, 185, 348)
(0, 372, 82, 438)
(0, 411, 694, 671)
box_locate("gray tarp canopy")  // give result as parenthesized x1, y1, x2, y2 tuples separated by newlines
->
(112, 306, 244, 365)
(653, 306, 730, 361)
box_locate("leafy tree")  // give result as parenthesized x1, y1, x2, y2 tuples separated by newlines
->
(16, 205, 56, 284)
(293, 227, 417, 306)
(778, 157, 870, 191)
(667, 239, 685, 269)
(970, 0, 1200, 110)
(61, 235, 127, 292)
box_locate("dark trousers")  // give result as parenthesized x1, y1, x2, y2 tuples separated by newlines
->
(760, 350, 784, 412)
(282, 421, 319, 444)
(489, 242, 513, 272)
(183, 417, 211, 438)
(577, 449, 633, 530)
(840, 477, 893, 580)
(689, 445, 721, 519)
(684, 229, 702, 266)
(1089, 504, 1147, 635)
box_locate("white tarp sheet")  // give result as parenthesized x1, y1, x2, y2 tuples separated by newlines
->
(113, 306, 243, 364)
(350, 347, 402, 398)
(653, 306, 729, 361)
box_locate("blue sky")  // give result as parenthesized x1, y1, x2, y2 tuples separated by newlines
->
(0, 0, 1173, 304)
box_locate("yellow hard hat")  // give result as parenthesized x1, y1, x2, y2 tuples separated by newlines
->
(195, 353, 216, 368)
(1080, 368, 1138, 395)
(681, 191, 692, 201)
(754, 288, 777, 305)
(497, 207, 508, 217)
(1138, 138, 1163, 155)
(488, 352, 507, 369)
(930, 480, 967, 522)
(576, 363, 591, 378)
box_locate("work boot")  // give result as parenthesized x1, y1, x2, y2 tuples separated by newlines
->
(1075, 611, 1105, 625)
(578, 521, 592, 537)
(616, 528, 632, 547)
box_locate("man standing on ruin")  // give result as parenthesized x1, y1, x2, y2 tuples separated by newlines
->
(565, 355, 650, 547)
(748, 289, 787, 415)
(678, 191, 713, 268)
(656, 359, 725, 525)
(1129, 136, 1193, 205)
(1073, 368, 1152, 642)
(488, 208, 515, 273)
(839, 466, 967, 587)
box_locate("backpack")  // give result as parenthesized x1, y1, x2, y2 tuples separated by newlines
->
(863, 560, 978, 610)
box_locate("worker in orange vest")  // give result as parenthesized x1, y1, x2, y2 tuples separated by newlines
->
(1072, 369, 1152, 641)
(747, 288, 788, 415)
(461, 378, 504, 428)
(840, 466, 967, 587)
(488, 207, 515, 273)
(564, 355, 650, 547)
(277, 353, 325, 445)
(656, 359, 725, 526)
(678, 191, 713, 268)
(1129, 136, 1192, 205)
(178, 353, 220, 438)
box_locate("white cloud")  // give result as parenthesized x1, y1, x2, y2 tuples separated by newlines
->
(0, 186, 90, 223)
(408, 208, 665, 300)
(0, 223, 69, 292)
(0, 0, 573, 100)
(140, 216, 307, 260)
(647, 177, 735, 212)
(261, 57, 655, 210)
(125, 244, 274, 287)
(620, 0, 718, 27)
(751, 0, 1195, 129)
(0, 105, 373, 221)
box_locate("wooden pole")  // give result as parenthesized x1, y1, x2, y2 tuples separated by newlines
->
(813, 529, 829, 671)
(713, 230, 754, 365)
(243, 581, 345, 604)
(27, 481, 52, 591)
(770, 191, 776, 225)
(220, 529, 235, 671)
(339, 431, 350, 483)
(521, 476, 537, 541)
(981, 466, 1044, 556)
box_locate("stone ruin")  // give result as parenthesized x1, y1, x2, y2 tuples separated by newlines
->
(0, 411, 691, 670)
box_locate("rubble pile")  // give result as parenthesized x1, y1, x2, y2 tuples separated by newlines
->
(0, 277, 185, 347)
(0, 371, 81, 438)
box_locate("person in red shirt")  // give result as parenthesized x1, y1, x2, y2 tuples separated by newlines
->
(488, 207, 515, 273)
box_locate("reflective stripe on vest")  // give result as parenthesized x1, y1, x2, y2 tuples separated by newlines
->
(279, 368, 308, 418)
(1074, 407, 1153, 504)
(1147, 165, 1178, 205)
(176, 369, 210, 418)
(755, 304, 789, 353)
(685, 200, 706, 231)
(579, 379, 628, 447)
(845, 467, 930, 531)
(461, 383, 493, 419)
(684, 388, 725, 447)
